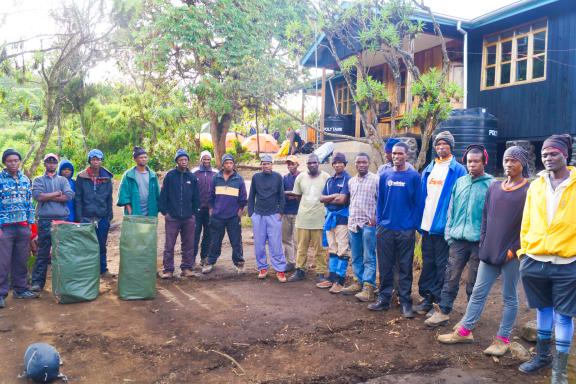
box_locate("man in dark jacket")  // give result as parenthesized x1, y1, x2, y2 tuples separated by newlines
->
(192, 150, 216, 266)
(158, 149, 199, 279)
(75, 149, 114, 277)
(202, 154, 247, 274)
(31, 153, 75, 292)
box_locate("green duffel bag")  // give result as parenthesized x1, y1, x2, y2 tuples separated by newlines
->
(51, 222, 100, 304)
(118, 215, 158, 300)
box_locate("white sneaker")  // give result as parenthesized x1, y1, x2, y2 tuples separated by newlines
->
(202, 264, 214, 274)
(235, 264, 245, 274)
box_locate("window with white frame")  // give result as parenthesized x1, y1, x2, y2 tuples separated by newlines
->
(481, 19, 547, 89)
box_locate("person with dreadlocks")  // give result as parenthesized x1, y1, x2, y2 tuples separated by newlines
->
(437, 146, 530, 357)
(517, 134, 575, 384)
(425, 144, 494, 327)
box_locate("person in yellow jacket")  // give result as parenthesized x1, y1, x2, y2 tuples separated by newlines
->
(517, 134, 575, 384)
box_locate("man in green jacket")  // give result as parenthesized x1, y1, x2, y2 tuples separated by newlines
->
(425, 144, 494, 327)
(117, 147, 160, 216)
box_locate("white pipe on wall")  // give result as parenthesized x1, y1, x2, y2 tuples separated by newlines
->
(457, 20, 468, 109)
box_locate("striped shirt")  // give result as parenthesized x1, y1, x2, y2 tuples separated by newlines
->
(348, 172, 379, 232)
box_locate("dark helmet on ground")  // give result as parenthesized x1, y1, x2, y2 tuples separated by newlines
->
(23, 343, 65, 383)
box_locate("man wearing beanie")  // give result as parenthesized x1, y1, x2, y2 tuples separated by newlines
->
(203, 153, 247, 274)
(117, 147, 160, 217)
(30, 153, 75, 293)
(248, 154, 287, 282)
(415, 130, 467, 316)
(517, 134, 575, 382)
(317, 152, 351, 293)
(76, 149, 115, 277)
(425, 144, 493, 327)
(437, 146, 530, 357)
(0, 149, 37, 307)
(158, 149, 199, 278)
(192, 150, 216, 267)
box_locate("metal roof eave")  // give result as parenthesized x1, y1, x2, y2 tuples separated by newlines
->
(468, 0, 562, 28)
(300, 32, 326, 67)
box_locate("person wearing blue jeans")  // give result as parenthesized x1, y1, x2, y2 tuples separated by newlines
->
(516, 135, 576, 384)
(75, 149, 114, 277)
(341, 153, 378, 301)
(437, 146, 530, 357)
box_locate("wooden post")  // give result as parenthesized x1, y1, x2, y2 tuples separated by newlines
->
(355, 69, 362, 138)
(320, 68, 326, 143)
(255, 104, 260, 157)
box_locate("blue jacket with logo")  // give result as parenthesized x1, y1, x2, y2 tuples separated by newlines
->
(159, 168, 199, 220)
(419, 157, 467, 235)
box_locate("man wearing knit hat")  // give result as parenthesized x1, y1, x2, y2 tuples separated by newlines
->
(30, 153, 75, 293)
(203, 153, 247, 274)
(282, 155, 301, 272)
(248, 154, 287, 282)
(517, 134, 575, 382)
(0, 149, 37, 307)
(117, 147, 160, 217)
(76, 148, 115, 277)
(158, 149, 199, 278)
(317, 152, 351, 293)
(414, 130, 467, 316)
(193, 150, 216, 267)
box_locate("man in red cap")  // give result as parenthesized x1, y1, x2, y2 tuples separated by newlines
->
(31, 153, 75, 292)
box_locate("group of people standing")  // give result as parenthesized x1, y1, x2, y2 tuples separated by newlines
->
(0, 130, 574, 383)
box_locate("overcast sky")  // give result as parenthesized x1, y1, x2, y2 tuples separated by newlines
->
(0, 0, 522, 85)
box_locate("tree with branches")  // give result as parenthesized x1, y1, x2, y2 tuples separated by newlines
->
(309, 0, 461, 170)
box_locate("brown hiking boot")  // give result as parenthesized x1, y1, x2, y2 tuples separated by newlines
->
(437, 329, 474, 344)
(157, 271, 173, 279)
(329, 283, 343, 294)
(483, 338, 510, 356)
(425, 303, 450, 327)
(341, 281, 362, 295)
(355, 284, 375, 302)
(181, 269, 196, 277)
(316, 280, 333, 289)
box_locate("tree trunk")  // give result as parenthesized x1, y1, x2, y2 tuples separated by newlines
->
(210, 111, 231, 168)
(29, 91, 62, 176)
(415, 118, 435, 171)
(79, 108, 89, 152)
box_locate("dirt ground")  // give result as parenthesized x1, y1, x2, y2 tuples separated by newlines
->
(0, 179, 550, 384)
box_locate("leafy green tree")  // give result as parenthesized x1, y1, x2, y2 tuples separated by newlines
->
(131, 0, 312, 166)
(312, 0, 460, 169)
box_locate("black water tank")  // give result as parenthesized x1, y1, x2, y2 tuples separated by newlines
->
(324, 115, 355, 139)
(435, 108, 498, 174)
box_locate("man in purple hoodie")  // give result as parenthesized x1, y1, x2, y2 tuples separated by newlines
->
(193, 151, 216, 267)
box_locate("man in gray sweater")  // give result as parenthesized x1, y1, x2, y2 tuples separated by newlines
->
(31, 153, 75, 292)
